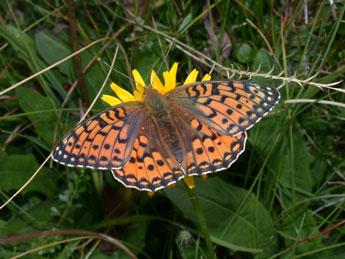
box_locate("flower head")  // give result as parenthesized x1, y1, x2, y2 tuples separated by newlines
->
(101, 62, 211, 105)
(102, 62, 211, 192)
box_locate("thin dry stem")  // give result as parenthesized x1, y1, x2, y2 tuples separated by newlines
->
(11, 236, 94, 259)
(246, 18, 282, 70)
(106, 8, 342, 92)
(81, 45, 119, 121)
(164, 38, 343, 92)
(0, 37, 108, 96)
(0, 46, 119, 211)
(0, 150, 53, 210)
(284, 99, 345, 108)
(1, 229, 136, 259)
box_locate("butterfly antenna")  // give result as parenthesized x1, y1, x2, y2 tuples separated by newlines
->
(97, 58, 146, 89)
(151, 38, 175, 86)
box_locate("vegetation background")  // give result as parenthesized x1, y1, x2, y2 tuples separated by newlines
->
(0, 0, 344, 258)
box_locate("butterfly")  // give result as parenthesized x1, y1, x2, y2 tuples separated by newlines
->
(53, 79, 280, 192)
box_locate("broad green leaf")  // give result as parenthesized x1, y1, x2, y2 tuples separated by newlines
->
(278, 127, 314, 205)
(135, 46, 161, 84)
(252, 49, 273, 73)
(118, 221, 148, 258)
(81, 50, 108, 111)
(165, 177, 275, 253)
(237, 43, 252, 63)
(178, 13, 193, 32)
(0, 154, 57, 197)
(0, 25, 68, 100)
(279, 210, 331, 258)
(16, 87, 58, 144)
(0, 25, 37, 60)
(35, 30, 72, 76)
(3, 200, 60, 236)
(252, 119, 314, 205)
(310, 152, 328, 188)
(251, 49, 275, 85)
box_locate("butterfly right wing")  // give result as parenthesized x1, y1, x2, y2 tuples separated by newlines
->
(166, 80, 280, 137)
(53, 102, 146, 170)
(170, 107, 247, 176)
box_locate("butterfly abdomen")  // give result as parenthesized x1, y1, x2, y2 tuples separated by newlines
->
(144, 88, 184, 163)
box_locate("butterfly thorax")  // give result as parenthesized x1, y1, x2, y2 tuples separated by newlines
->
(143, 88, 184, 162)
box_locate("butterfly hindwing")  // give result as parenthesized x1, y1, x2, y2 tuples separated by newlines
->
(53, 102, 146, 169)
(113, 116, 184, 191)
(171, 110, 247, 176)
(167, 80, 280, 136)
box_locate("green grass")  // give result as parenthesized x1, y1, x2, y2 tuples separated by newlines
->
(0, 0, 345, 258)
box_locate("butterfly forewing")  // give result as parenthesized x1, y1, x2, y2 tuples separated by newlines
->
(167, 80, 280, 136)
(53, 102, 146, 169)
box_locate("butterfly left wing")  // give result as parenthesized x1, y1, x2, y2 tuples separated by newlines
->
(166, 80, 280, 136)
(53, 102, 146, 169)
(113, 115, 184, 191)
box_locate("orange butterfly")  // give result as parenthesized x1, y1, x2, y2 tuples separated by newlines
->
(53, 63, 280, 192)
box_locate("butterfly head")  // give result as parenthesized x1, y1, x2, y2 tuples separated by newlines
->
(143, 87, 168, 115)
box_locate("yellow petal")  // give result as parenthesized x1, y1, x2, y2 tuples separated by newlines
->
(168, 183, 176, 189)
(201, 74, 212, 81)
(183, 69, 199, 85)
(101, 94, 122, 106)
(110, 82, 136, 103)
(183, 176, 195, 189)
(132, 69, 146, 94)
(133, 89, 143, 101)
(163, 62, 178, 93)
(150, 70, 164, 92)
(201, 174, 208, 180)
(147, 191, 154, 198)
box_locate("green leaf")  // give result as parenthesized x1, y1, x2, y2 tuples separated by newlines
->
(118, 221, 148, 258)
(279, 210, 331, 258)
(0, 25, 68, 100)
(16, 87, 58, 144)
(237, 43, 252, 63)
(0, 154, 57, 197)
(252, 49, 273, 72)
(135, 46, 161, 83)
(278, 127, 314, 204)
(310, 152, 328, 188)
(81, 50, 108, 111)
(0, 25, 37, 61)
(178, 13, 193, 32)
(252, 119, 314, 205)
(251, 49, 275, 85)
(165, 177, 275, 253)
(35, 30, 72, 76)
(3, 199, 60, 237)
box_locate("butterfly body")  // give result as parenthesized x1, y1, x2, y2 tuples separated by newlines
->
(144, 87, 184, 162)
(53, 80, 280, 191)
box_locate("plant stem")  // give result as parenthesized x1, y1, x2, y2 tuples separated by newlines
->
(184, 184, 215, 259)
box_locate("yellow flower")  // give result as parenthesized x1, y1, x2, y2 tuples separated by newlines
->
(101, 62, 211, 191)
(101, 62, 211, 104)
